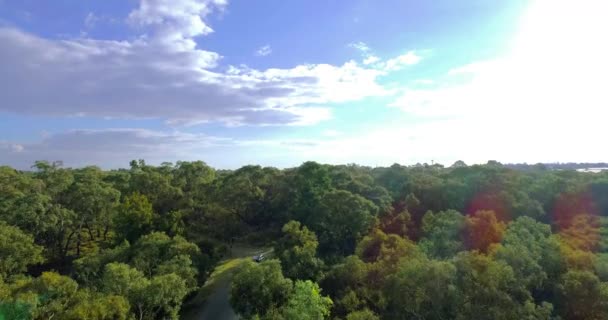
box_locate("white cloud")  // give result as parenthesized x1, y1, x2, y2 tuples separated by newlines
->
(10, 144, 24, 153)
(348, 41, 421, 71)
(322, 129, 342, 137)
(83, 12, 119, 30)
(348, 41, 371, 53)
(0, 0, 416, 127)
(255, 45, 272, 57)
(84, 12, 99, 29)
(127, 0, 227, 42)
(413, 79, 434, 85)
(1, 142, 25, 154)
(381, 51, 422, 71)
(0, 31, 371, 127)
(363, 55, 380, 65)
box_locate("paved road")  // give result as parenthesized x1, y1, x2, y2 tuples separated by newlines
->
(182, 276, 237, 320)
(181, 246, 270, 320)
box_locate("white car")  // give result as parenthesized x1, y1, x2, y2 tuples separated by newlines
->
(252, 253, 265, 262)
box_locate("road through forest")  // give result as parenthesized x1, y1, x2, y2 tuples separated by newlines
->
(180, 245, 270, 320)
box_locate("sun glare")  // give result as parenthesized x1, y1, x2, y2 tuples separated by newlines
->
(508, 0, 608, 115)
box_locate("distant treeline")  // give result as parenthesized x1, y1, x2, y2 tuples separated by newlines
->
(504, 162, 608, 171)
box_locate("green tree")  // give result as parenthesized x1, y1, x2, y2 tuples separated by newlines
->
(65, 291, 130, 320)
(556, 270, 608, 320)
(320, 256, 370, 317)
(74, 232, 203, 292)
(20, 272, 80, 320)
(144, 273, 189, 319)
(172, 161, 215, 195)
(419, 210, 465, 259)
(0, 222, 44, 278)
(128, 162, 183, 214)
(495, 217, 563, 294)
(230, 260, 293, 319)
(31, 160, 74, 200)
(280, 280, 333, 320)
(102, 262, 189, 320)
(314, 190, 377, 257)
(452, 252, 551, 320)
(289, 162, 332, 223)
(385, 256, 457, 320)
(275, 221, 324, 280)
(102, 262, 148, 298)
(345, 309, 380, 320)
(129, 232, 202, 283)
(114, 192, 155, 242)
(62, 167, 120, 255)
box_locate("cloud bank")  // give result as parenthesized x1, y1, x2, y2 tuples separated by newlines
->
(0, 0, 422, 127)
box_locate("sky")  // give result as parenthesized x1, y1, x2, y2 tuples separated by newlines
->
(0, 0, 607, 169)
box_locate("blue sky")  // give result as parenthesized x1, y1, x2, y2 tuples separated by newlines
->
(1, 0, 606, 169)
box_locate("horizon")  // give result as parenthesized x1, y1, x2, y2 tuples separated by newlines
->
(1, 0, 607, 169)
(6, 159, 608, 171)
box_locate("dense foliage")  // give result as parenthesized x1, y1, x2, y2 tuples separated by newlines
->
(1, 160, 608, 319)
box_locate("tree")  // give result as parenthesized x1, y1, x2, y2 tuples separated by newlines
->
(464, 210, 506, 253)
(280, 280, 333, 320)
(32, 160, 74, 200)
(0, 222, 44, 278)
(313, 190, 377, 257)
(212, 165, 285, 234)
(74, 232, 203, 293)
(65, 291, 130, 320)
(102, 262, 148, 298)
(102, 262, 189, 320)
(560, 213, 601, 252)
(114, 192, 155, 242)
(385, 256, 457, 320)
(556, 270, 608, 320)
(452, 252, 551, 320)
(355, 229, 420, 268)
(372, 163, 410, 200)
(451, 160, 467, 168)
(230, 260, 293, 319)
(172, 161, 215, 195)
(143, 273, 189, 319)
(128, 162, 183, 214)
(20, 272, 80, 319)
(328, 165, 393, 214)
(345, 309, 380, 320)
(275, 221, 324, 280)
(129, 232, 202, 282)
(0, 189, 76, 260)
(495, 217, 563, 294)
(320, 255, 368, 301)
(62, 167, 120, 255)
(289, 162, 332, 223)
(379, 209, 410, 238)
(419, 210, 465, 259)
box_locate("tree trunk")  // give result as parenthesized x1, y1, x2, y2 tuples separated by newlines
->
(64, 231, 75, 257)
(85, 222, 95, 241)
(76, 222, 83, 257)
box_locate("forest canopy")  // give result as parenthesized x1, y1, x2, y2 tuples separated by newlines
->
(1, 160, 608, 319)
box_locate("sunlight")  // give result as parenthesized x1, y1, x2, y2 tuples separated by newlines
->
(507, 0, 608, 116)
